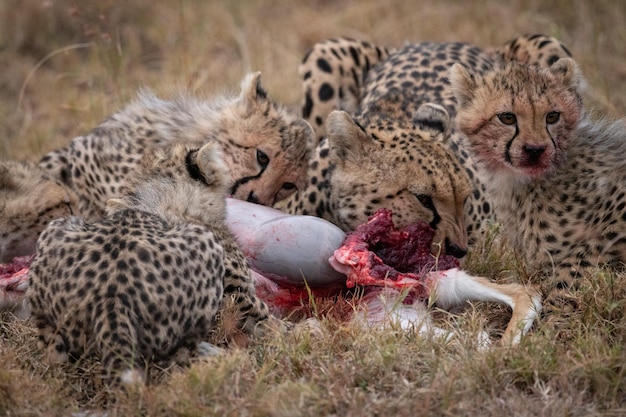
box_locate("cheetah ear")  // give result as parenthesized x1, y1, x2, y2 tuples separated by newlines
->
(413, 103, 451, 137)
(195, 142, 229, 188)
(326, 110, 379, 165)
(548, 57, 585, 94)
(449, 63, 477, 109)
(241, 71, 268, 104)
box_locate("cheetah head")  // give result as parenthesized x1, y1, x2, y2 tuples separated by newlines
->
(215, 72, 314, 206)
(451, 58, 584, 182)
(326, 104, 471, 259)
(107, 141, 229, 224)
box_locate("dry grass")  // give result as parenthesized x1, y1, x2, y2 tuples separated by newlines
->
(1, 0, 624, 160)
(1, 0, 626, 415)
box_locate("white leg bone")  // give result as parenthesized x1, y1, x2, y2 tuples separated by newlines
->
(429, 268, 541, 345)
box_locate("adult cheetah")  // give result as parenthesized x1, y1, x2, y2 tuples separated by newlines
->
(276, 103, 474, 258)
(28, 140, 272, 385)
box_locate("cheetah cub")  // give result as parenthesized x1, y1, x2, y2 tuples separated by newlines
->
(451, 57, 626, 308)
(0, 160, 76, 263)
(39, 72, 313, 221)
(27, 141, 272, 385)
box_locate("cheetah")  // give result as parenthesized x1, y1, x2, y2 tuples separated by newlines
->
(276, 35, 572, 257)
(27, 140, 272, 385)
(276, 103, 473, 258)
(38, 72, 313, 221)
(450, 57, 626, 309)
(0, 160, 77, 263)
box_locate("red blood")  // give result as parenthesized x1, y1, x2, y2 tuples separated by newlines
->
(355, 209, 458, 274)
(253, 270, 345, 317)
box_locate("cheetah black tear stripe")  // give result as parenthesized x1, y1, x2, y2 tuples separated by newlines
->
(504, 124, 520, 164)
(229, 165, 268, 199)
(185, 150, 209, 186)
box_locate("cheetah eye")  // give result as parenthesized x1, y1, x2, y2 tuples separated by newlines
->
(282, 182, 296, 190)
(497, 112, 517, 125)
(546, 111, 560, 124)
(415, 194, 435, 211)
(256, 150, 270, 168)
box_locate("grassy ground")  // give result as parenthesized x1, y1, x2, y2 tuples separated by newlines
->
(1, 0, 626, 415)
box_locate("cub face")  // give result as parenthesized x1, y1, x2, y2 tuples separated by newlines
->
(451, 58, 584, 182)
(218, 73, 314, 206)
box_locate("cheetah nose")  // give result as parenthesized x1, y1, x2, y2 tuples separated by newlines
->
(522, 144, 546, 162)
(246, 191, 260, 204)
(445, 239, 468, 259)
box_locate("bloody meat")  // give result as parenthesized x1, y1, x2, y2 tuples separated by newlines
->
(0, 209, 460, 315)
(0, 255, 34, 277)
(330, 208, 459, 299)
(0, 255, 33, 297)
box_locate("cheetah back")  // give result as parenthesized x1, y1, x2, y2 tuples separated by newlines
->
(28, 141, 271, 384)
(28, 210, 225, 382)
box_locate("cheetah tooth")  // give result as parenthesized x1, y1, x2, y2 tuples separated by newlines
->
(226, 198, 346, 287)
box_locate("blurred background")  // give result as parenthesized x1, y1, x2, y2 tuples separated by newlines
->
(1, 0, 624, 160)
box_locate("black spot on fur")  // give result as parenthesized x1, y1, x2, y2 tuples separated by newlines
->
(349, 46, 360, 66)
(319, 83, 334, 102)
(303, 91, 313, 119)
(317, 58, 332, 73)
